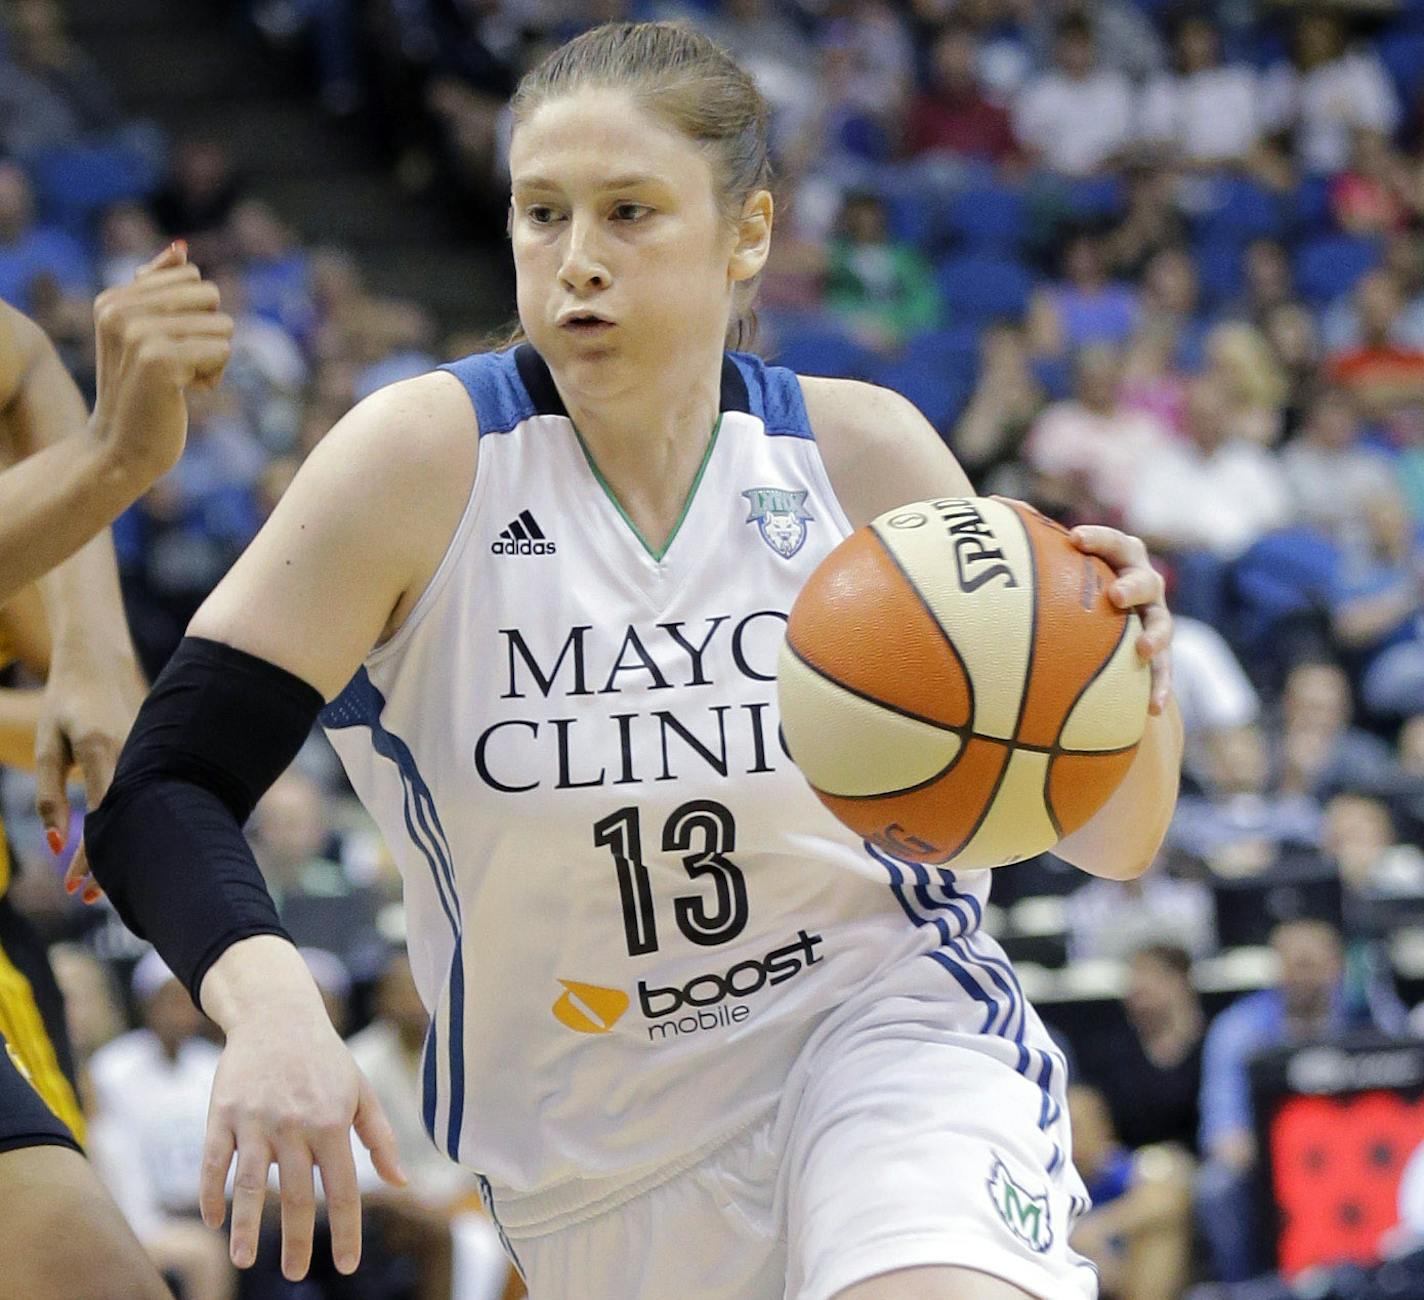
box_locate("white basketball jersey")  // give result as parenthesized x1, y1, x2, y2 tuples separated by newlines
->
(322, 347, 1021, 1221)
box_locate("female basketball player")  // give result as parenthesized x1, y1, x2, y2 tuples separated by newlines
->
(83, 24, 1182, 1300)
(0, 243, 232, 1299)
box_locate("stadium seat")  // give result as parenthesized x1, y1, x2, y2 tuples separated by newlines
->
(1376, 31, 1424, 104)
(1194, 239, 1243, 310)
(769, 327, 879, 381)
(901, 324, 981, 377)
(1196, 176, 1287, 245)
(944, 183, 1028, 253)
(871, 354, 971, 434)
(30, 144, 158, 238)
(935, 253, 1034, 327)
(1291, 174, 1333, 236)
(1292, 233, 1383, 305)
(1062, 175, 1126, 223)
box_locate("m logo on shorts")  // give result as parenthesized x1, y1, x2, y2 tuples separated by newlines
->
(988, 1157, 1053, 1253)
(742, 487, 813, 559)
(551, 979, 629, 1034)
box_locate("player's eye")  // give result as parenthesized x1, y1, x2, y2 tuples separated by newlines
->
(612, 203, 651, 222)
(526, 205, 562, 225)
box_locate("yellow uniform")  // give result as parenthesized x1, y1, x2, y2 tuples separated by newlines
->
(0, 629, 85, 1145)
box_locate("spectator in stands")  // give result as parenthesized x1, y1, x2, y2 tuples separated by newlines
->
(1327, 491, 1424, 721)
(1228, 238, 1296, 330)
(97, 201, 164, 290)
(1088, 944, 1206, 1155)
(1024, 342, 1169, 522)
(1275, 660, 1404, 804)
(1068, 1083, 1194, 1300)
(87, 952, 232, 1300)
(1325, 792, 1424, 904)
(1322, 265, 1424, 356)
(1263, 300, 1323, 440)
(823, 190, 938, 353)
(1204, 321, 1287, 446)
(1169, 719, 1322, 878)
(1012, 13, 1133, 177)
(0, 0, 124, 158)
(1171, 615, 1261, 793)
(1260, 11, 1399, 176)
(1325, 270, 1424, 416)
(0, 161, 91, 311)
(1103, 165, 1188, 281)
(249, 768, 387, 976)
(150, 137, 243, 246)
(1124, 373, 1291, 587)
(1028, 230, 1140, 358)
(1137, 245, 1205, 365)
(229, 198, 316, 346)
(348, 949, 511, 1300)
(1120, 320, 1187, 436)
(1020, 0, 1164, 84)
(950, 321, 1045, 491)
(1283, 387, 1402, 562)
(209, 263, 308, 454)
(1330, 128, 1420, 238)
(905, 21, 1017, 164)
(1198, 918, 1384, 1280)
(1137, 11, 1262, 172)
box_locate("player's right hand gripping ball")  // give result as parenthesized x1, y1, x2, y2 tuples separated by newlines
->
(778, 496, 1149, 868)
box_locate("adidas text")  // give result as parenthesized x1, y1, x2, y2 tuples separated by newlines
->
(491, 538, 556, 555)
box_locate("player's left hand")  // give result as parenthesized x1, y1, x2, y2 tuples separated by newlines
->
(36, 640, 146, 902)
(1069, 525, 1173, 716)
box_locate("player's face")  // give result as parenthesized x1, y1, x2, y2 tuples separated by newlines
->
(509, 89, 740, 396)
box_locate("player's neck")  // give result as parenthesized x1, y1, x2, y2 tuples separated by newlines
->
(562, 358, 723, 550)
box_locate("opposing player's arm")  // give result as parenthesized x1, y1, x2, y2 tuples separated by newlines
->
(802, 375, 1181, 881)
(0, 302, 141, 600)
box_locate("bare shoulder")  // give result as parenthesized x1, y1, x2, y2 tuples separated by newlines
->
(798, 375, 974, 528)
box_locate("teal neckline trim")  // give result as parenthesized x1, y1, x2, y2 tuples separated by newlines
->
(572, 415, 723, 562)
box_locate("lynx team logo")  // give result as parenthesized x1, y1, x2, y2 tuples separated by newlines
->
(988, 1157, 1053, 1253)
(742, 487, 813, 559)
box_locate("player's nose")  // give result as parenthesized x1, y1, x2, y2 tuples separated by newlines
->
(558, 216, 610, 293)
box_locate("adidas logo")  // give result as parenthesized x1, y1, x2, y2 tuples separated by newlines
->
(491, 509, 556, 556)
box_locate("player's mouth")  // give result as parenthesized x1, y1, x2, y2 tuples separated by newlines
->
(558, 310, 616, 335)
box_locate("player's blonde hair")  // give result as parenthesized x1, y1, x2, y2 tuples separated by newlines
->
(509, 21, 773, 350)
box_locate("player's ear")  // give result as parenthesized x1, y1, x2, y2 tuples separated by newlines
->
(729, 189, 773, 284)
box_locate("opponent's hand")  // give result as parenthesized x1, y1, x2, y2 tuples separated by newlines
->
(37, 639, 146, 902)
(199, 960, 406, 1280)
(89, 241, 233, 489)
(1070, 525, 1173, 715)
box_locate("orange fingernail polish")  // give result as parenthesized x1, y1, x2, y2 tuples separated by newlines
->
(83, 887, 99, 904)
(64, 878, 78, 895)
(46, 828, 63, 854)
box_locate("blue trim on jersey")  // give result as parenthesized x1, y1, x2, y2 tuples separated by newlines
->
(478, 1174, 527, 1280)
(864, 843, 1066, 1164)
(322, 669, 467, 1160)
(728, 351, 815, 439)
(439, 349, 536, 438)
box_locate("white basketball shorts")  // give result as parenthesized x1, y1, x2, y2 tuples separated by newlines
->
(499, 951, 1099, 1300)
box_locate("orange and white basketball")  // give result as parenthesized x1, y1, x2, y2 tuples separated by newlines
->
(778, 496, 1150, 868)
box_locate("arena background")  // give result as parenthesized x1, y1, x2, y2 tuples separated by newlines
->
(2, 0, 1424, 1297)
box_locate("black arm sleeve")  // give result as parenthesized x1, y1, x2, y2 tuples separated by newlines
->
(84, 636, 325, 1007)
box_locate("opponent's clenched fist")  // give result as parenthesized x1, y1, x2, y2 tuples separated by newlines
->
(89, 240, 234, 486)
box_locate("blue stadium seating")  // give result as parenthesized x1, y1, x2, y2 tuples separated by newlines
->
(1291, 233, 1384, 305)
(769, 327, 879, 381)
(944, 183, 1028, 253)
(872, 355, 972, 434)
(1196, 177, 1288, 245)
(936, 253, 1034, 326)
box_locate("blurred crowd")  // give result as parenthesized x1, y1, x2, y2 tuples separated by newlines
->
(4, 0, 1424, 1297)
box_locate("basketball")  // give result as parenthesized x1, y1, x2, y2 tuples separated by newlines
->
(778, 496, 1150, 869)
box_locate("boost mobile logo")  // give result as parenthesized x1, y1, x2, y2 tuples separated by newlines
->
(551, 979, 629, 1034)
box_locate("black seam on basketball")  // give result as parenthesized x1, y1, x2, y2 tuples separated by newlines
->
(866, 523, 976, 730)
(1043, 756, 1064, 841)
(783, 638, 970, 737)
(808, 740, 987, 802)
(1005, 501, 1039, 747)
(931, 738, 1015, 862)
(1050, 609, 1136, 752)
